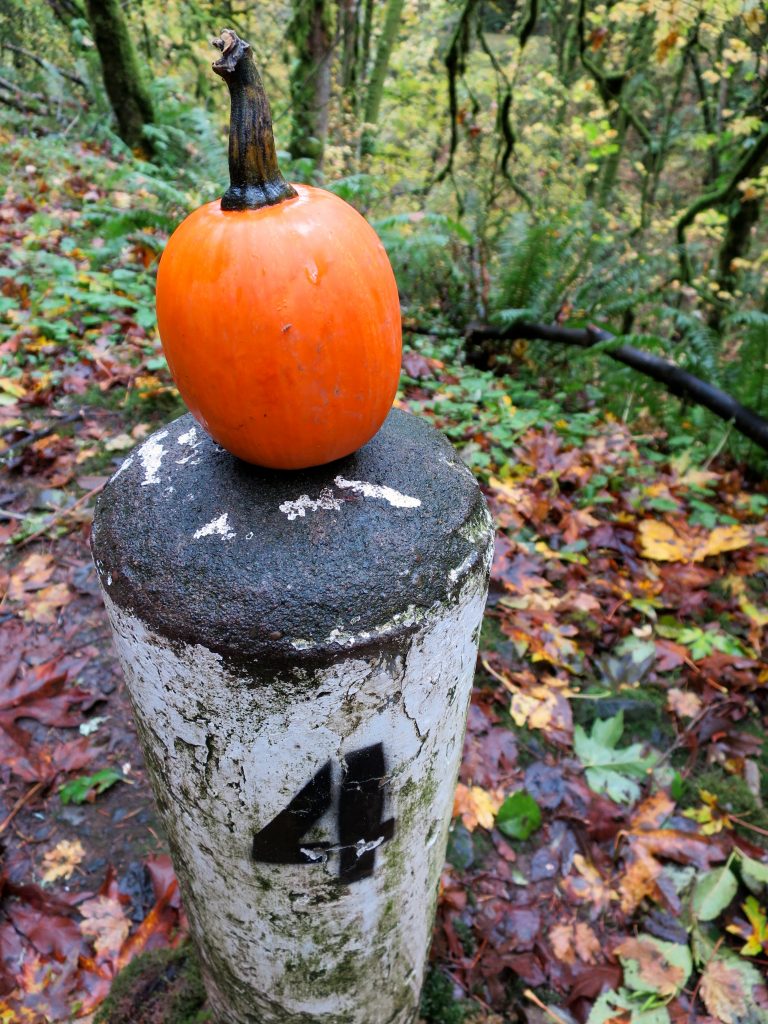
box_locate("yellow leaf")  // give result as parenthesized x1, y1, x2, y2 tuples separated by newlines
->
(453, 783, 503, 831)
(638, 520, 752, 562)
(41, 839, 85, 883)
(702, 525, 753, 558)
(638, 520, 689, 561)
(0, 377, 25, 399)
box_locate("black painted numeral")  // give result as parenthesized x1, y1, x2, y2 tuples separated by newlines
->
(252, 743, 394, 883)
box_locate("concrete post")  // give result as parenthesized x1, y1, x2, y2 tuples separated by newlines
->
(91, 408, 493, 1024)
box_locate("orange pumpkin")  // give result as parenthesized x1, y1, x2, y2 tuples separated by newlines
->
(155, 30, 401, 470)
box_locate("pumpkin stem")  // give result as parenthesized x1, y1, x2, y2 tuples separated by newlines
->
(212, 29, 298, 211)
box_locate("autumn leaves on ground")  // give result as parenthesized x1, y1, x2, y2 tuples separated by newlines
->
(1, 162, 768, 1024)
(2, 319, 767, 1022)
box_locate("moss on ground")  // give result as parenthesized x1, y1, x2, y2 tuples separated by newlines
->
(420, 967, 470, 1024)
(681, 765, 768, 848)
(94, 943, 211, 1024)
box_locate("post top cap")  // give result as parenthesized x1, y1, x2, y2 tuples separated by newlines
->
(91, 409, 491, 670)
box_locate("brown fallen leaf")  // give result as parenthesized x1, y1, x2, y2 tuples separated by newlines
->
(699, 959, 748, 1024)
(614, 936, 684, 997)
(79, 896, 131, 959)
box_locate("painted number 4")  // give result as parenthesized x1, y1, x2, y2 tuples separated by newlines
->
(252, 742, 395, 884)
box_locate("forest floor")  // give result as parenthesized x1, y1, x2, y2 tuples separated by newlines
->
(1, 155, 768, 1024)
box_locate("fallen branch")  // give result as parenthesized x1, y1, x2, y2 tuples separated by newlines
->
(3, 42, 87, 88)
(16, 483, 104, 549)
(465, 319, 768, 452)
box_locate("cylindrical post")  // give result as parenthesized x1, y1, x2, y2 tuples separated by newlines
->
(91, 408, 493, 1024)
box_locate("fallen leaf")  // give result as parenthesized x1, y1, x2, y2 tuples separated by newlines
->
(453, 783, 504, 831)
(40, 839, 85, 884)
(79, 896, 131, 959)
(667, 688, 702, 718)
(638, 520, 752, 563)
(699, 959, 749, 1024)
(615, 935, 691, 997)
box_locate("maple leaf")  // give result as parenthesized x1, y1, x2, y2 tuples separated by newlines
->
(40, 839, 85, 884)
(550, 921, 600, 965)
(574, 712, 657, 804)
(79, 896, 131, 959)
(453, 783, 503, 831)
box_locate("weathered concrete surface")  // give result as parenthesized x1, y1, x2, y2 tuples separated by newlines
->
(90, 409, 489, 670)
(92, 409, 493, 1024)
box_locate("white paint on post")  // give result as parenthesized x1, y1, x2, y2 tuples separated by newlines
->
(137, 431, 168, 486)
(98, 548, 490, 1024)
(333, 476, 421, 508)
(176, 425, 203, 465)
(279, 488, 343, 520)
(279, 478, 421, 520)
(193, 513, 236, 541)
(111, 455, 134, 480)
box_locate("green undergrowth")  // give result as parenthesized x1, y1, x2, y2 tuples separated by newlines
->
(93, 944, 210, 1024)
(420, 966, 470, 1024)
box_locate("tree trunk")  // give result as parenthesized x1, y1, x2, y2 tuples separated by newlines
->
(84, 0, 154, 157)
(339, 0, 360, 102)
(288, 0, 334, 165)
(361, 0, 406, 154)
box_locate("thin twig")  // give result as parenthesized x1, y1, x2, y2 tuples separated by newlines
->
(0, 781, 45, 836)
(16, 483, 104, 548)
(524, 988, 571, 1024)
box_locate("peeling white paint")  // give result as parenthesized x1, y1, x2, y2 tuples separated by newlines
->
(193, 513, 235, 541)
(177, 426, 203, 465)
(111, 455, 134, 481)
(322, 604, 425, 649)
(178, 426, 198, 446)
(334, 476, 421, 509)
(137, 431, 168, 486)
(279, 488, 342, 520)
(449, 553, 476, 585)
(279, 479, 421, 521)
(98, 554, 490, 1024)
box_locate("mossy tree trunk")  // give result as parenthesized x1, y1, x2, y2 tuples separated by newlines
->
(288, 0, 335, 165)
(84, 0, 155, 157)
(361, 0, 405, 155)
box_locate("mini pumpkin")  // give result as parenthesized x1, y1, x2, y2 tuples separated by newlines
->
(156, 29, 401, 470)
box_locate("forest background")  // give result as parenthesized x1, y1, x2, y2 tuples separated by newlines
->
(1, 2, 768, 1023)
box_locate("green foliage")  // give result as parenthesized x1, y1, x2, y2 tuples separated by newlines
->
(574, 711, 658, 804)
(374, 212, 474, 327)
(495, 790, 542, 840)
(93, 944, 210, 1024)
(692, 864, 739, 922)
(420, 967, 469, 1024)
(59, 768, 124, 805)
